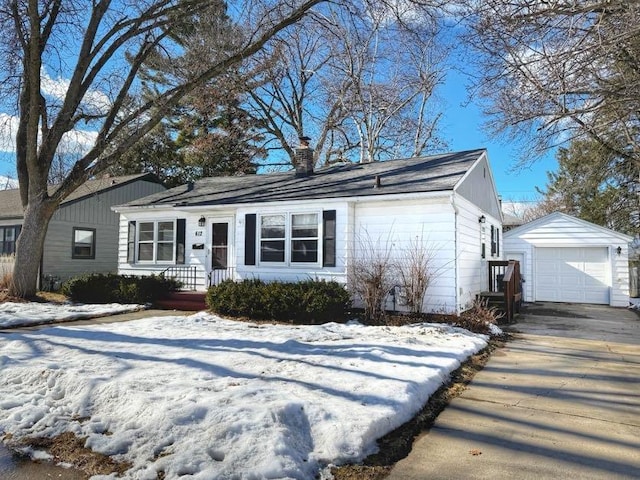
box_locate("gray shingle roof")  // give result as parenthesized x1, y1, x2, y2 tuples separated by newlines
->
(121, 149, 485, 208)
(502, 212, 524, 226)
(0, 173, 159, 220)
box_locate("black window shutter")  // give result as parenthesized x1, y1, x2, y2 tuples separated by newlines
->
(496, 228, 500, 256)
(127, 221, 136, 263)
(176, 219, 186, 264)
(323, 210, 336, 267)
(245, 214, 256, 266)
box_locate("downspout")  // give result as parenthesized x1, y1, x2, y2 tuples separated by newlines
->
(450, 194, 459, 314)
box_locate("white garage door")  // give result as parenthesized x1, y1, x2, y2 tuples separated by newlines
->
(535, 247, 610, 304)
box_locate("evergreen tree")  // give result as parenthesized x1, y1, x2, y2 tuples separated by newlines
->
(540, 138, 639, 235)
(114, 3, 265, 185)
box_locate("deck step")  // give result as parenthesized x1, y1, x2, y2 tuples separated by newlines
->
(155, 292, 207, 311)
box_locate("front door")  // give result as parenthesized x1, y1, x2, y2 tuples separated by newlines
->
(209, 218, 233, 285)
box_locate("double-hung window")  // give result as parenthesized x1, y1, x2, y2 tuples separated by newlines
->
(72, 228, 96, 259)
(259, 212, 319, 265)
(291, 213, 318, 263)
(0, 226, 20, 255)
(260, 214, 286, 262)
(137, 221, 175, 263)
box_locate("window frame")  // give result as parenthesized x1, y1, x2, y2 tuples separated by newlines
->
(72, 227, 96, 260)
(135, 220, 176, 264)
(0, 225, 20, 255)
(257, 211, 321, 267)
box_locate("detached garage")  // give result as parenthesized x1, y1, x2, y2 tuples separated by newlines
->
(503, 212, 632, 307)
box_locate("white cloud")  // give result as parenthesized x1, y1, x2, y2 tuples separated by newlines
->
(41, 69, 112, 115)
(0, 113, 19, 152)
(0, 111, 98, 156)
(0, 175, 17, 190)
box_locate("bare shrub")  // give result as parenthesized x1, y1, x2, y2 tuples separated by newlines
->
(457, 298, 503, 334)
(395, 235, 438, 314)
(348, 230, 395, 324)
(0, 271, 12, 290)
(0, 254, 14, 290)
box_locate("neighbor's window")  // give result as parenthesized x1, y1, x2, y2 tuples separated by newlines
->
(72, 228, 96, 259)
(0, 226, 20, 255)
(259, 212, 319, 265)
(137, 221, 175, 263)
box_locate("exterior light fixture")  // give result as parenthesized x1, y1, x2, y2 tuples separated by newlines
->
(198, 216, 206, 227)
(479, 215, 486, 224)
(616, 246, 622, 256)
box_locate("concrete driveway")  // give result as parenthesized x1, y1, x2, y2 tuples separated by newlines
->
(388, 302, 640, 480)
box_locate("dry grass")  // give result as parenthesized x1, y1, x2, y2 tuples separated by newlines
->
(11, 432, 131, 479)
(0, 289, 68, 304)
(0, 272, 12, 290)
(35, 291, 69, 304)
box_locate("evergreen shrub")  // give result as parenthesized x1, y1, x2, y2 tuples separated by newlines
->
(206, 279, 351, 324)
(61, 273, 181, 304)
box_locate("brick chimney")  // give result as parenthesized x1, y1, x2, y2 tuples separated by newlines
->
(294, 136, 314, 177)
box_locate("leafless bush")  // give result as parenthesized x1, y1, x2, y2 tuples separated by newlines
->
(0, 254, 14, 289)
(457, 297, 503, 334)
(395, 235, 438, 314)
(348, 230, 395, 324)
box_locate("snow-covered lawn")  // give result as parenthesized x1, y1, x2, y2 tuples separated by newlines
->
(0, 309, 490, 480)
(0, 301, 144, 328)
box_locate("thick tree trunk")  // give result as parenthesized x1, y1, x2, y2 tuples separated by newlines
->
(9, 202, 57, 298)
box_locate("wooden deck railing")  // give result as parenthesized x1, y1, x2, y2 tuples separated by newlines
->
(487, 260, 522, 322)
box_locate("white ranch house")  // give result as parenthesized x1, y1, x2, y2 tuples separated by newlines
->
(113, 149, 504, 314)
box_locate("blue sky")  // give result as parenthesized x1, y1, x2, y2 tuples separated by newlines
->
(0, 54, 558, 204)
(438, 68, 558, 204)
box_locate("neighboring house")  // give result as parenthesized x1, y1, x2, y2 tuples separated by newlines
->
(113, 148, 503, 314)
(502, 212, 524, 231)
(0, 173, 165, 286)
(503, 212, 632, 307)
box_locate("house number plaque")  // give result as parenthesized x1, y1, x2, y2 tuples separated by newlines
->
(195, 231, 203, 236)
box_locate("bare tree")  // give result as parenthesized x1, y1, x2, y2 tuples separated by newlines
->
(333, 4, 447, 163)
(463, 0, 640, 168)
(0, 0, 326, 298)
(245, 0, 448, 167)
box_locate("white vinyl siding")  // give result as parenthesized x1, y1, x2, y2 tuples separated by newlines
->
(454, 195, 502, 312)
(118, 211, 233, 291)
(353, 198, 458, 313)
